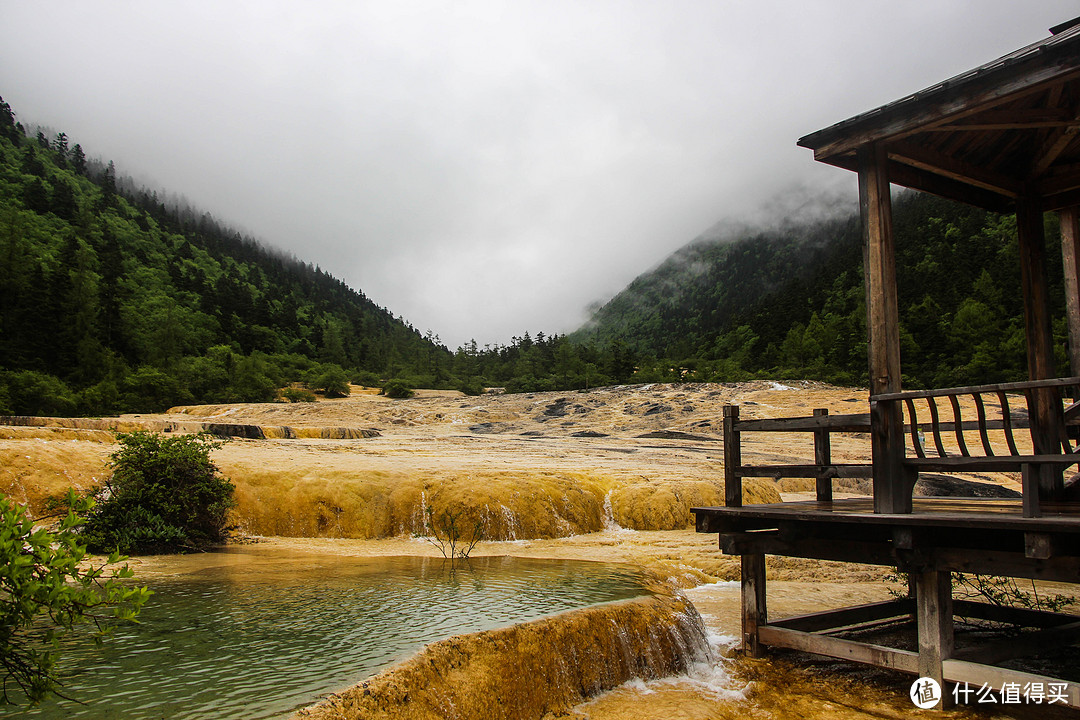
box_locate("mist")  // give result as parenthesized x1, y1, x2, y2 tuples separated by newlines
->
(1, 1, 1075, 348)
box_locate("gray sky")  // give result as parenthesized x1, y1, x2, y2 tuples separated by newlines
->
(2, 2, 1077, 348)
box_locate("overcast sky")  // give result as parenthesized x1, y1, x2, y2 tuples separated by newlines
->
(2, 2, 1077, 348)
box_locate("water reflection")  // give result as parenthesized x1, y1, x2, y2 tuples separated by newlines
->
(16, 549, 648, 720)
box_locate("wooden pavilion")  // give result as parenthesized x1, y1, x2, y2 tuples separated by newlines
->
(694, 18, 1080, 708)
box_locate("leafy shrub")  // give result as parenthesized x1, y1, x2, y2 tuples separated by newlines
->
(0, 490, 149, 705)
(0, 370, 77, 416)
(81, 432, 236, 554)
(311, 365, 351, 398)
(381, 379, 414, 399)
(456, 377, 486, 396)
(281, 387, 317, 403)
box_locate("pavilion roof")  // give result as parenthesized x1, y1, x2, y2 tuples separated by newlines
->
(798, 18, 1080, 212)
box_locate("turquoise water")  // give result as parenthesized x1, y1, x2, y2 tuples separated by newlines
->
(14, 549, 649, 720)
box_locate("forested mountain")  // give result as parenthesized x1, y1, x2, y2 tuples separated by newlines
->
(0, 96, 453, 415)
(2, 90, 1066, 413)
(572, 192, 1067, 389)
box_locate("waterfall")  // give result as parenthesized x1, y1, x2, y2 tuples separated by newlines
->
(602, 489, 621, 531)
(293, 593, 731, 720)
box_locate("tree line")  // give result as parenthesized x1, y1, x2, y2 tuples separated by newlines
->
(0, 95, 459, 415)
(2, 90, 1064, 415)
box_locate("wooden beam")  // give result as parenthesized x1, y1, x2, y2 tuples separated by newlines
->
(829, 153, 1017, 212)
(801, 64, 1080, 162)
(859, 144, 910, 515)
(953, 598, 1080, 628)
(931, 547, 1080, 583)
(810, 409, 837, 502)
(741, 553, 766, 657)
(733, 413, 871, 432)
(723, 405, 742, 507)
(757, 625, 920, 673)
(916, 569, 954, 699)
(1016, 196, 1067, 503)
(1061, 206, 1080, 376)
(927, 107, 1077, 130)
(768, 599, 914, 633)
(1029, 114, 1080, 179)
(738, 464, 873, 479)
(888, 141, 1022, 197)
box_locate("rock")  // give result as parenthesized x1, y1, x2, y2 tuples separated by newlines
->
(468, 422, 513, 434)
(571, 430, 608, 438)
(635, 430, 716, 441)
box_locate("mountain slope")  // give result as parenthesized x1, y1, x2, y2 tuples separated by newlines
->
(0, 96, 451, 415)
(573, 191, 1066, 388)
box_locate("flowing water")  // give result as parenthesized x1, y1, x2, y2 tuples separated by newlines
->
(15, 547, 651, 720)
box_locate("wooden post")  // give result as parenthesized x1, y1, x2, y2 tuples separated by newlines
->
(814, 408, 833, 502)
(1061, 206, 1080, 377)
(741, 553, 767, 657)
(858, 144, 909, 514)
(1017, 196, 1065, 502)
(724, 405, 743, 507)
(916, 569, 954, 708)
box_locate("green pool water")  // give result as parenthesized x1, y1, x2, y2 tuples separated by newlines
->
(13, 548, 649, 720)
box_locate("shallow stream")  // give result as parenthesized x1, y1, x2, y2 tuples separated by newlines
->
(16, 547, 650, 720)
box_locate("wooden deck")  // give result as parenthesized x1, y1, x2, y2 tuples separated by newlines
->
(696, 497, 1080, 532)
(693, 497, 1080, 707)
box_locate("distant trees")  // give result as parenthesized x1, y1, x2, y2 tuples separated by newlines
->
(0, 96, 454, 415)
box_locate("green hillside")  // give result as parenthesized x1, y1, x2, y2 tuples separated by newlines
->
(2, 89, 1067, 409)
(0, 96, 452, 415)
(572, 192, 1068, 389)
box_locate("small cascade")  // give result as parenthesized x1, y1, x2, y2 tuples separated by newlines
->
(602, 489, 622, 531)
(499, 504, 519, 540)
(294, 593, 731, 720)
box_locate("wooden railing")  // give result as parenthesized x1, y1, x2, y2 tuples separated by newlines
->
(875, 377, 1080, 517)
(722, 405, 872, 507)
(723, 377, 1080, 517)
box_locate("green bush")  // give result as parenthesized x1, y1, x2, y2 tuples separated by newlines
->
(311, 365, 351, 398)
(0, 490, 149, 705)
(456, 377, 486, 396)
(281, 387, 317, 403)
(81, 432, 236, 554)
(381, 379, 414, 399)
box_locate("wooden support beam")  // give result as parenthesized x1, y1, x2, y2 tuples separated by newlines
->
(953, 598, 1080, 628)
(916, 570, 954, 703)
(733, 413, 871, 432)
(768, 599, 914, 633)
(1030, 112, 1080, 179)
(952, 620, 1080, 666)
(738, 463, 873, 479)
(723, 405, 742, 507)
(888, 141, 1021, 197)
(757, 625, 920, 674)
(741, 553, 766, 657)
(814, 408, 833, 502)
(1017, 195, 1067, 503)
(1025, 531, 1055, 559)
(1062, 206, 1080, 377)
(859, 144, 910, 514)
(931, 547, 1080, 583)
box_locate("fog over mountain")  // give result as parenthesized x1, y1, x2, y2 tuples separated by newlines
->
(2, 2, 1075, 347)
